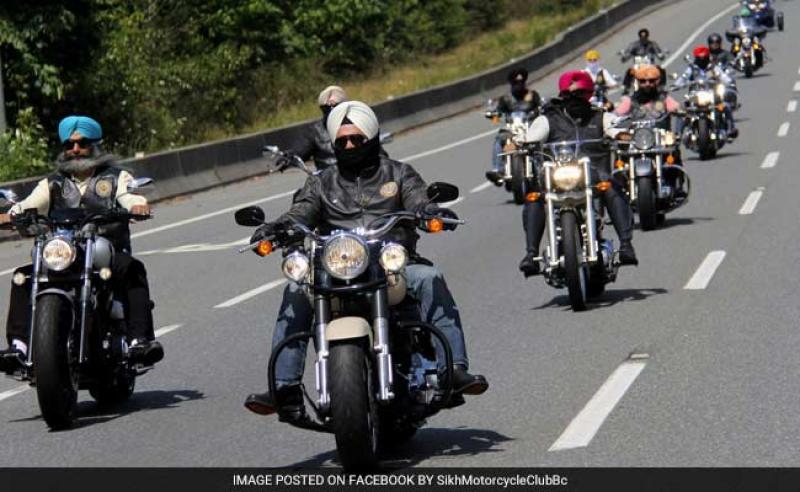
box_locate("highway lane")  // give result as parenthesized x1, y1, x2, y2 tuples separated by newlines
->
(2, 0, 798, 467)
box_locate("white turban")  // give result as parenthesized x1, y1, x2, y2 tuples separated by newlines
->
(326, 101, 380, 141)
(317, 85, 348, 106)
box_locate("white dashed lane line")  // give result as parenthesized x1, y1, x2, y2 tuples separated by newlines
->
(684, 251, 727, 290)
(788, 100, 797, 113)
(154, 324, 183, 338)
(214, 279, 288, 309)
(778, 122, 790, 138)
(761, 152, 779, 169)
(0, 384, 30, 403)
(470, 182, 493, 194)
(738, 188, 764, 215)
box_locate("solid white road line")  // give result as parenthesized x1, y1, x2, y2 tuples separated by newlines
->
(778, 122, 790, 137)
(470, 182, 493, 194)
(441, 197, 465, 208)
(214, 279, 287, 309)
(761, 152, 779, 169)
(154, 324, 183, 338)
(549, 357, 648, 451)
(0, 385, 30, 402)
(0, 267, 18, 277)
(685, 251, 726, 290)
(400, 129, 497, 163)
(131, 190, 297, 240)
(794, 81, 800, 92)
(664, 3, 740, 68)
(738, 189, 764, 215)
(788, 100, 798, 113)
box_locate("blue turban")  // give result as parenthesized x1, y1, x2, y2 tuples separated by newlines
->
(58, 116, 102, 143)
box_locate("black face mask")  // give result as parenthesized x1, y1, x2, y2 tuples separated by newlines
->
(335, 136, 381, 174)
(695, 58, 710, 70)
(563, 94, 592, 120)
(511, 82, 527, 100)
(321, 105, 335, 126)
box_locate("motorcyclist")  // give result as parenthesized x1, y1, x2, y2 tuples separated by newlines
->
(518, 71, 638, 276)
(621, 28, 667, 95)
(583, 49, 619, 110)
(674, 46, 739, 140)
(0, 116, 163, 373)
(707, 33, 734, 69)
(284, 86, 348, 173)
(244, 101, 488, 421)
(485, 68, 542, 185)
(729, 8, 767, 70)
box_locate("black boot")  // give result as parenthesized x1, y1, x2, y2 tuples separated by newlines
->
(451, 366, 488, 395)
(519, 252, 540, 277)
(485, 170, 504, 187)
(128, 338, 164, 366)
(619, 240, 639, 266)
(244, 384, 306, 422)
(0, 347, 26, 375)
(727, 127, 739, 142)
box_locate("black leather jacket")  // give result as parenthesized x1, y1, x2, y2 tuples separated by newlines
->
(288, 120, 337, 171)
(622, 40, 665, 61)
(495, 90, 541, 116)
(280, 156, 430, 252)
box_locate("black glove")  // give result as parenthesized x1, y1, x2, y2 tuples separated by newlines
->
(250, 221, 282, 244)
(275, 155, 292, 173)
(416, 204, 459, 230)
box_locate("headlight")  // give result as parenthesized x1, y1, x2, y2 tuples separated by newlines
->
(695, 90, 714, 106)
(282, 252, 310, 282)
(552, 164, 584, 191)
(42, 237, 76, 272)
(379, 243, 407, 273)
(633, 129, 656, 150)
(715, 84, 726, 99)
(322, 234, 369, 280)
(662, 131, 676, 146)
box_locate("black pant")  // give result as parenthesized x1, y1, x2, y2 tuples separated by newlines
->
(5, 253, 154, 346)
(522, 182, 633, 255)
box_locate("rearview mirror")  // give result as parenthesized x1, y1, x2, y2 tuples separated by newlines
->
(234, 206, 266, 227)
(426, 182, 459, 203)
(262, 145, 280, 156)
(0, 189, 18, 204)
(379, 132, 393, 145)
(684, 54, 692, 63)
(127, 177, 154, 191)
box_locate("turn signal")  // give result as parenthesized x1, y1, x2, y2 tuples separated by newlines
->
(427, 218, 444, 233)
(492, 116, 500, 124)
(526, 192, 541, 202)
(615, 159, 625, 169)
(596, 181, 612, 192)
(666, 155, 676, 165)
(256, 240, 274, 257)
(717, 104, 726, 112)
(503, 142, 517, 152)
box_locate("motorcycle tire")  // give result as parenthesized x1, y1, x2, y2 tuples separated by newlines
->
(697, 118, 716, 161)
(561, 211, 588, 311)
(637, 177, 658, 231)
(329, 340, 380, 471)
(511, 155, 527, 205)
(778, 13, 784, 32)
(89, 369, 135, 406)
(33, 294, 79, 430)
(744, 62, 753, 78)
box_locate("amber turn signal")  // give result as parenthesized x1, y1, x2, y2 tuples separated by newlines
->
(256, 240, 273, 257)
(525, 192, 541, 202)
(596, 181, 612, 192)
(492, 116, 500, 124)
(427, 218, 444, 233)
(666, 154, 676, 165)
(615, 159, 625, 169)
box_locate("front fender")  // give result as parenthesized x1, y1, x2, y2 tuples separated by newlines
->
(36, 288, 75, 308)
(634, 158, 655, 177)
(326, 317, 373, 343)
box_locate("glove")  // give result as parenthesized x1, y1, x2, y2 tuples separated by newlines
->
(416, 204, 459, 230)
(275, 155, 292, 173)
(250, 221, 282, 244)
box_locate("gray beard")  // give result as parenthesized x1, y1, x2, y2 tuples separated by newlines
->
(56, 151, 115, 175)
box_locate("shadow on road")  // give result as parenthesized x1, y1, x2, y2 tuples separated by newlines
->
(287, 427, 513, 469)
(634, 216, 714, 231)
(533, 287, 668, 311)
(7, 389, 205, 429)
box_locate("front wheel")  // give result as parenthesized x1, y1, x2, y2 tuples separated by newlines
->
(778, 13, 784, 31)
(329, 340, 379, 471)
(561, 211, 588, 311)
(697, 118, 716, 160)
(33, 294, 78, 430)
(744, 60, 753, 78)
(510, 155, 527, 205)
(637, 177, 658, 231)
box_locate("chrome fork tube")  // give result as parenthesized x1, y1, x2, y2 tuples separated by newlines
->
(544, 166, 558, 266)
(26, 241, 43, 365)
(629, 157, 636, 202)
(314, 294, 331, 410)
(655, 154, 663, 191)
(78, 237, 94, 363)
(584, 161, 598, 262)
(372, 287, 393, 402)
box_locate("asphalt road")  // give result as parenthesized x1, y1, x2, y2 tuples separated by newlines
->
(1, 0, 799, 467)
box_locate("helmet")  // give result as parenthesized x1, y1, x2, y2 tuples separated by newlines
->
(585, 49, 601, 62)
(558, 71, 594, 101)
(508, 67, 528, 84)
(638, 28, 650, 38)
(634, 64, 661, 82)
(693, 45, 710, 59)
(740, 7, 751, 16)
(707, 33, 723, 46)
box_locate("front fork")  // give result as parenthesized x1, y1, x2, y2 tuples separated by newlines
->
(313, 294, 331, 411)
(24, 241, 43, 366)
(372, 287, 393, 402)
(78, 237, 95, 363)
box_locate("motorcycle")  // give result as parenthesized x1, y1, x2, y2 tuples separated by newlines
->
(727, 15, 768, 77)
(234, 157, 464, 470)
(613, 112, 690, 231)
(675, 71, 731, 160)
(485, 106, 537, 205)
(590, 71, 615, 111)
(530, 139, 619, 311)
(741, 0, 784, 31)
(0, 179, 154, 430)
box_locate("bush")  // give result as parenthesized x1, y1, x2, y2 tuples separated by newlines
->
(0, 108, 52, 181)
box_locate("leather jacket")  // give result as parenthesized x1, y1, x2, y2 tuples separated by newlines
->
(289, 120, 337, 171)
(280, 156, 430, 252)
(623, 40, 665, 61)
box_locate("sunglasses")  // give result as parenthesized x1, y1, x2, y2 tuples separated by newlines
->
(587, 59, 599, 62)
(334, 134, 368, 150)
(639, 78, 659, 84)
(62, 139, 94, 151)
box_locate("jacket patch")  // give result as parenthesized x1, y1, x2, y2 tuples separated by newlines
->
(379, 181, 399, 198)
(95, 179, 114, 198)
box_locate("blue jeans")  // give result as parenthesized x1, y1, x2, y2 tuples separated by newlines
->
(492, 134, 504, 172)
(270, 264, 469, 386)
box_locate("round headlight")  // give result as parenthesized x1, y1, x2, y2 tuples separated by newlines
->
(322, 234, 369, 280)
(42, 237, 76, 272)
(379, 243, 408, 273)
(282, 252, 310, 282)
(633, 129, 656, 150)
(695, 90, 714, 106)
(662, 131, 676, 147)
(552, 164, 583, 191)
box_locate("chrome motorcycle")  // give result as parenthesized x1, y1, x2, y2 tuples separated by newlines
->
(234, 167, 463, 471)
(727, 15, 768, 77)
(532, 139, 619, 311)
(0, 179, 153, 430)
(613, 111, 690, 230)
(485, 107, 537, 204)
(676, 72, 731, 160)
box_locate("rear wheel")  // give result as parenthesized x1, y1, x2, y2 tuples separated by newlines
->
(510, 155, 527, 205)
(744, 60, 753, 78)
(33, 295, 78, 430)
(561, 211, 588, 311)
(637, 177, 658, 231)
(329, 340, 379, 471)
(697, 118, 716, 160)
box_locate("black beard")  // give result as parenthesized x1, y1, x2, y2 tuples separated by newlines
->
(635, 88, 658, 104)
(334, 137, 381, 176)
